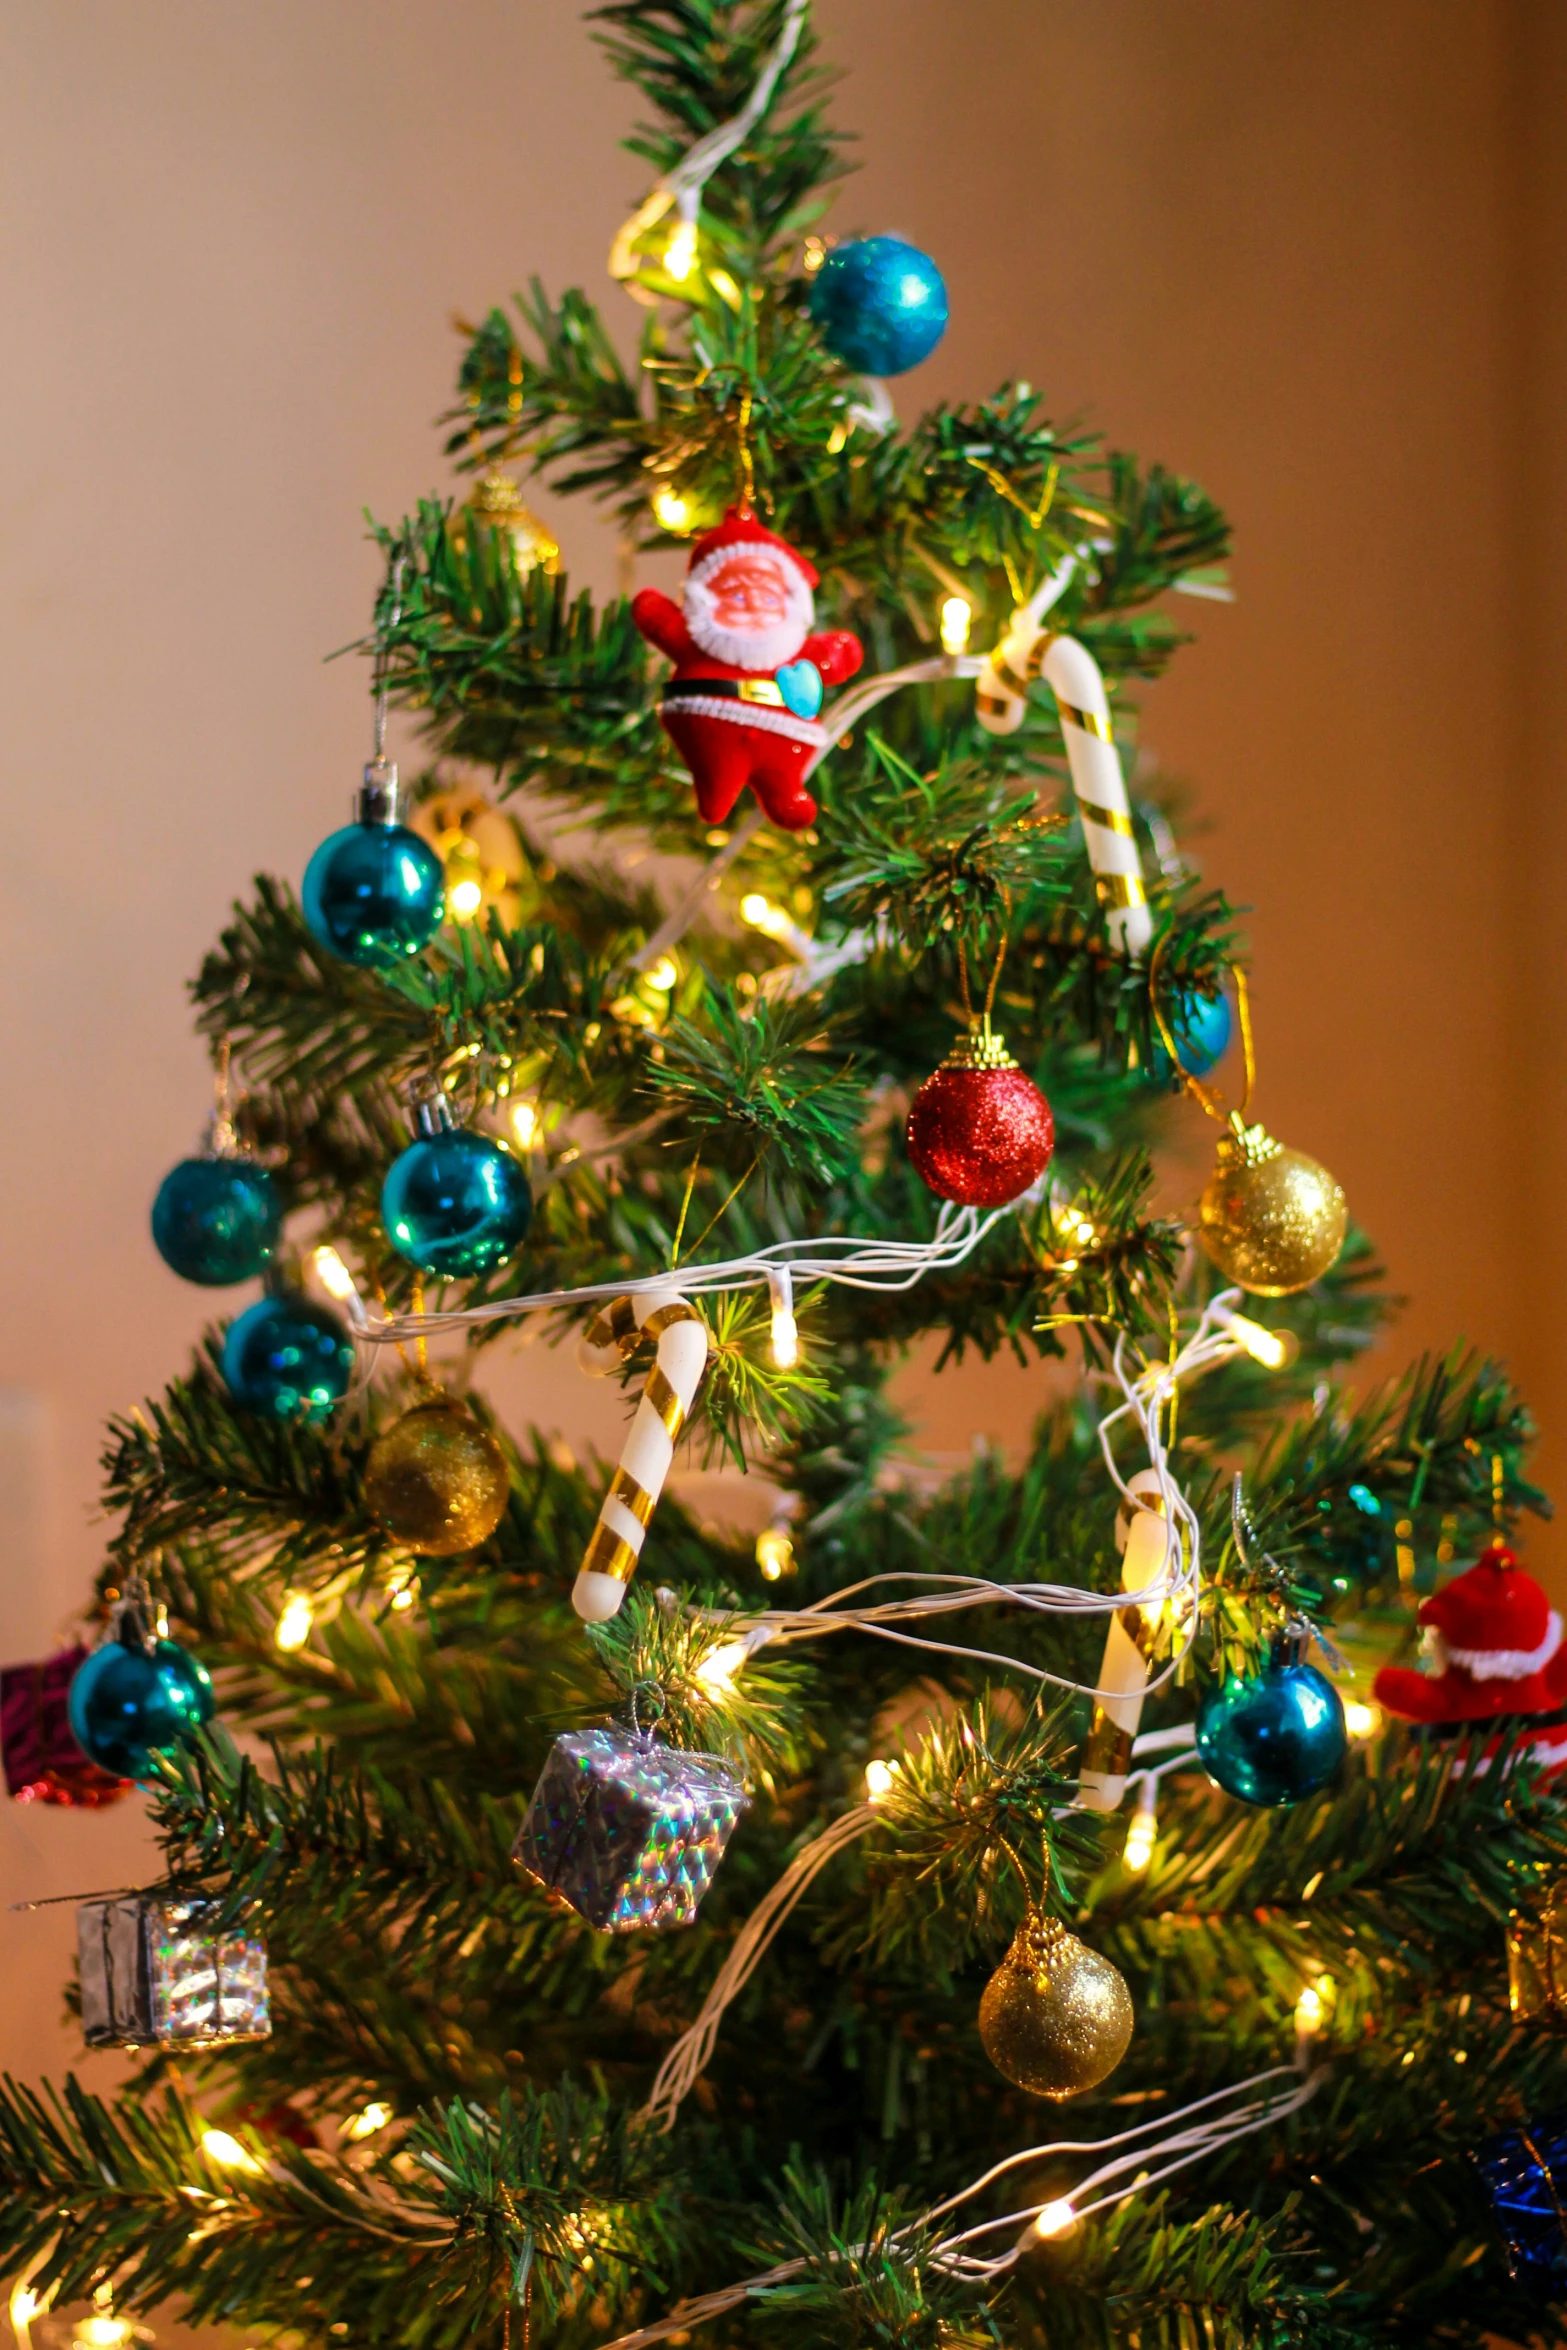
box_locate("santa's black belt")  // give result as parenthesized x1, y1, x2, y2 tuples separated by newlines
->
(662, 678, 786, 709)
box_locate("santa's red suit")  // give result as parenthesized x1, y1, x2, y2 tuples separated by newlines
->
(631, 507, 863, 832)
(1374, 1540, 1567, 1725)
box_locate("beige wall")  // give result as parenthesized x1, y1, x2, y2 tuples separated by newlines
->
(1, 1, 1562, 2086)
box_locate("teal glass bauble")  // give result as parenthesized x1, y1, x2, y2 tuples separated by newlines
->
(302, 820, 444, 967)
(1196, 1653, 1346, 1807)
(221, 1296, 354, 1423)
(381, 1128, 533, 1277)
(1149, 989, 1232, 1083)
(67, 1637, 215, 1779)
(151, 1156, 281, 1285)
(809, 236, 948, 377)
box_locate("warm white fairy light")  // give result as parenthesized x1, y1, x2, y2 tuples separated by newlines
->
(510, 1100, 538, 1150)
(1209, 1302, 1299, 1371)
(940, 596, 973, 655)
(342, 2101, 391, 2141)
(756, 1526, 794, 1582)
(1122, 1777, 1157, 1873)
(663, 216, 699, 282)
(274, 1594, 313, 1653)
(313, 1244, 357, 1302)
(201, 2129, 262, 2175)
(696, 1639, 749, 1690)
(1344, 1700, 1380, 1739)
(864, 1757, 900, 1802)
(768, 1268, 799, 1368)
(1031, 2199, 1077, 2241)
(653, 487, 693, 533)
(385, 1564, 417, 1613)
(448, 877, 484, 920)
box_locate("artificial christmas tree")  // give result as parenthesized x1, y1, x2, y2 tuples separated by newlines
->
(3, 9, 1565, 2350)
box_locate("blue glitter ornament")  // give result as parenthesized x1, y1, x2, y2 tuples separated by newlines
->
(381, 1098, 532, 1278)
(1475, 2103, 1567, 2297)
(1196, 1641, 1347, 1807)
(1150, 989, 1232, 1083)
(221, 1296, 354, 1423)
(68, 1603, 214, 1781)
(301, 761, 444, 969)
(151, 1155, 281, 1286)
(809, 236, 948, 377)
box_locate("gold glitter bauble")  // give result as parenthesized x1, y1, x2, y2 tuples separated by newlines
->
(978, 1911, 1134, 2099)
(364, 1400, 509, 1557)
(409, 789, 530, 930)
(1197, 1119, 1347, 1297)
(450, 470, 561, 581)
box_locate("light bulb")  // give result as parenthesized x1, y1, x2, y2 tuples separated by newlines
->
(864, 1757, 900, 1801)
(1032, 2199, 1076, 2242)
(201, 2128, 262, 2175)
(940, 595, 972, 655)
(511, 1100, 537, 1149)
(314, 1244, 357, 1302)
(663, 217, 698, 282)
(696, 1639, 748, 1690)
(644, 954, 678, 993)
(740, 891, 794, 943)
(11, 2284, 44, 2348)
(1344, 1700, 1379, 1739)
(653, 487, 692, 533)
(274, 1594, 313, 1653)
(386, 1565, 417, 1613)
(1123, 1776, 1157, 1871)
(768, 1269, 798, 1368)
(1213, 1304, 1300, 1370)
(449, 877, 484, 921)
(74, 2320, 130, 2349)
(756, 1526, 794, 1582)
(343, 2101, 391, 2141)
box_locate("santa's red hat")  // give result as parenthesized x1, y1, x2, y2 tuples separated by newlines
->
(686, 506, 819, 590)
(1374, 1542, 1567, 1725)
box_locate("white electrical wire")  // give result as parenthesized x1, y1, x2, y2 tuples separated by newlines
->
(598, 2063, 1325, 2350)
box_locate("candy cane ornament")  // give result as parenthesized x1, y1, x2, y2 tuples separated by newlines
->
(975, 590, 1153, 958)
(1078, 1468, 1176, 1812)
(572, 1290, 711, 1622)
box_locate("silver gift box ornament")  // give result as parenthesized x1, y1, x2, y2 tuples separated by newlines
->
(78, 1894, 271, 2048)
(513, 1727, 747, 1932)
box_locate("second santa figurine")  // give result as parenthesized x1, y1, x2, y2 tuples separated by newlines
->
(632, 507, 863, 833)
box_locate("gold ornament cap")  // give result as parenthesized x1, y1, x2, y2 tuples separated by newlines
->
(941, 1018, 1018, 1073)
(454, 471, 561, 578)
(977, 1908, 1134, 2099)
(1509, 1886, 1567, 2030)
(364, 1397, 510, 1556)
(1197, 1116, 1347, 1297)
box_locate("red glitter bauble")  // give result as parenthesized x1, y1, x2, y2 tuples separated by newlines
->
(906, 1029, 1054, 1207)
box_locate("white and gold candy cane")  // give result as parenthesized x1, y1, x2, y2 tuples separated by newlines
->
(1078, 1468, 1175, 1812)
(572, 1290, 711, 1623)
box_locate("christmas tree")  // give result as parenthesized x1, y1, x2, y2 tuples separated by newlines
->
(6, 8, 1567, 2347)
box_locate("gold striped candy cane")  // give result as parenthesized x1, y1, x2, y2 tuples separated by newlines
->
(572, 1290, 711, 1622)
(1079, 1470, 1174, 1812)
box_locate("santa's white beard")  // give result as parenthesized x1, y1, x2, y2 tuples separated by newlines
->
(683, 556, 814, 671)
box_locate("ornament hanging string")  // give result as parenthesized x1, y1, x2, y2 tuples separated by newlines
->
(371, 555, 408, 771)
(1148, 928, 1255, 1128)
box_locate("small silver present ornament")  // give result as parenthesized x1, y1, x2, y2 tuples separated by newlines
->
(513, 1727, 747, 1932)
(78, 1894, 271, 2048)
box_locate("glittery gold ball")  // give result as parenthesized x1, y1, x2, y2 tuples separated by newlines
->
(364, 1400, 509, 1556)
(978, 1913, 1134, 2099)
(1198, 1122, 1347, 1297)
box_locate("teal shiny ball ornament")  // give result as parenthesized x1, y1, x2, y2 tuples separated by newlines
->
(302, 820, 444, 968)
(381, 1128, 533, 1277)
(221, 1297, 354, 1423)
(67, 1638, 215, 1780)
(151, 1156, 281, 1286)
(1150, 989, 1232, 1083)
(809, 236, 948, 377)
(1196, 1652, 1347, 1807)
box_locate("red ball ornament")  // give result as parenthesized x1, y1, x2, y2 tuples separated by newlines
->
(906, 1024, 1054, 1208)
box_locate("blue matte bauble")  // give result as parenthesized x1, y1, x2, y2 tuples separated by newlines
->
(67, 1638, 215, 1780)
(221, 1296, 354, 1423)
(151, 1155, 282, 1286)
(301, 820, 445, 968)
(1196, 1655, 1347, 1807)
(381, 1129, 533, 1277)
(809, 236, 949, 377)
(1150, 990, 1233, 1083)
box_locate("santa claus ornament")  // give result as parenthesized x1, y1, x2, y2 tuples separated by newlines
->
(1374, 1541, 1567, 1727)
(631, 507, 863, 832)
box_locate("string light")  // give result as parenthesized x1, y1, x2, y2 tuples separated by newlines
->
(342, 2102, 391, 2141)
(274, 1593, 313, 1653)
(511, 1100, 538, 1150)
(756, 1525, 795, 1582)
(940, 596, 973, 655)
(653, 487, 693, 533)
(1209, 1302, 1299, 1370)
(313, 1244, 357, 1302)
(1293, 1974, 1332, 2065)
(201, 2128, 262, 2175)
(1344, 1700, 1380, 1739)
(385, 1565, 417, 1613)
(696, 1639, 749, 1690)
(864, 1757, 901, 1801)
(768, 1268, 799, 1368)
(1031, 2199, 1077, 2241)
(448, 876, 484, 920)
(663, 216, 699, 282)
(11, 2283, 46, 2350)
(1122, 1777, 1157, 1873)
